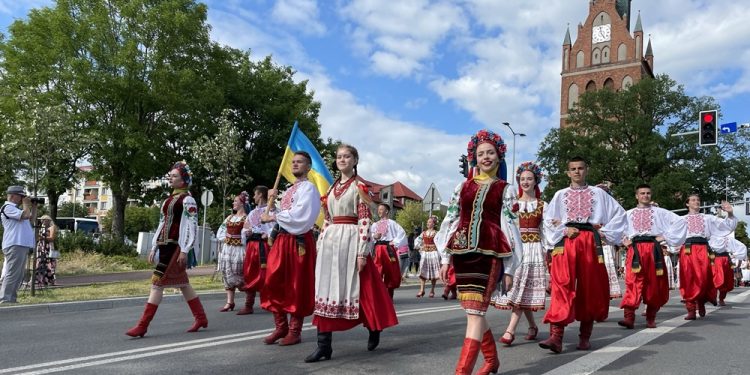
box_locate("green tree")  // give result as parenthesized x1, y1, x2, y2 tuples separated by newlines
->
(736, 221, 749, 248)
(101, 205, 160, 240)
(395, 201, 442, 234)
(538, 75, 750, 209)
(57, 202, 88, 217)
(0, 0, 226, 240)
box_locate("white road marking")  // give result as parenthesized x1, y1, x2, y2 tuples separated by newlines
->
(0, 305, 462, 375)
(542, 289, 750, 375)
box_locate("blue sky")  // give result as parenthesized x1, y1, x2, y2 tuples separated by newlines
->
(2, 0, 749, 202)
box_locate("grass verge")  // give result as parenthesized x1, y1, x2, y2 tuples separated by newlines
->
(12, 275, 223, 305)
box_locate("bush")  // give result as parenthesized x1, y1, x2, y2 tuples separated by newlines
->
(56, 231, 136, 256)
(57, 250, 151, 275)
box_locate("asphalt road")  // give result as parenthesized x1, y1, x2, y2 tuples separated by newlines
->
(1, 284, 749, 375)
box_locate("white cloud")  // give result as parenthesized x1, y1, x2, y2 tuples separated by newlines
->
(270, 0, 326, 36)
(339, 0, 468, 77)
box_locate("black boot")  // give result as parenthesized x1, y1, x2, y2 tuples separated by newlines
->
(367, 329, 381, 351)
(304, 331, 333, 363)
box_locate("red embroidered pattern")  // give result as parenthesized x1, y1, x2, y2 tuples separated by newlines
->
(357, 202, 371, 219)
(280, 182, 301, 210)
(563, 187, 595, 222)
(375, 219, 388, 235)
(333, 178, 356, 199)
(314, 297, 360, 319)
(686, 213, 705, 235)
(631, 207, 654, 233)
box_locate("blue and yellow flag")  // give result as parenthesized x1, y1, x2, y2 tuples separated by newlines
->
(278, 121, 333, 226)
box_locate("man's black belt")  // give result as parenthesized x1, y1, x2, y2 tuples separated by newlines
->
(630, 236, 666, 275)
(714, 252, 731, 258)
(562, 222, 605, 264)
(248, 233, 267, 266)
(684, 236, 708, 255)
(375, 240, 397, 261)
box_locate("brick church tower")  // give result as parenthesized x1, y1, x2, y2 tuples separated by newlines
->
(560, 0, 654, 127)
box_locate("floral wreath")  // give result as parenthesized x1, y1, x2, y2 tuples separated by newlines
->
(171, 160, 193, 186)
(515, 161, 543, 199)
(466, 129, 507, 167)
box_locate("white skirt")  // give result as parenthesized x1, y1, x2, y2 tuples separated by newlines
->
(419, 251, 441, 280)
(218, 244, 245, 289)
(491, 241, 547, 310)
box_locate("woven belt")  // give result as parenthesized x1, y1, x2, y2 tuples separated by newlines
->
(332, 216, 358, 224)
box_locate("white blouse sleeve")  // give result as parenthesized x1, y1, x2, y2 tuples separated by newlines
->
(389, 220, 408, 248)
(543, 190, 566, 247)
(414, 233, 424, 251)
(435, 182, 463, 265)
(178, 196, 199, 253)
(216, 216, 229, 242)
(275, 182, 321, 235)
(728, 238, 748, 261)
(597, 191, 627, 246)
(660, 208, 687, 248)
(500, 184, 522, 275)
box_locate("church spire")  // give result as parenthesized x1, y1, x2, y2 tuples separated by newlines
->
(645, 38, 653, 57)
(634, 11, 643, 33)
(563, 25, 571, 45)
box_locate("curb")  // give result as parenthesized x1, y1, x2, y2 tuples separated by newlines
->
(0, 278, 428, 316)
(0, 290, 226, 317)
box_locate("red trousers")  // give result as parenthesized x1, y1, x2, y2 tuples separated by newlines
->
(373, 243, 402, 289)
(313, 256, 398, 332)
(678, 243, 713, 303)
(242, 239, 266, 292)
(621, 242, 669, 310)
(260, 231, 316, 317)
(713, 256, 734, 293)
(543, 231, 610, 326)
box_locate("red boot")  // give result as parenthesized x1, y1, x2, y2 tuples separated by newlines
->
(455, 338, 481, 375)
(186, 297, 208, 332)
(684, 301, 696, 320)
(618, 308, 635, 329)
(125, 303, 158, 337)
(279, 315, 303, 346)
(477, 330, 499, 375)
(236, 291, 255, 315)
(576, 321, 593, 350)
(264, 312, 289, 344)
(538, 324, 564, 354)
(645, 306, 658, 329)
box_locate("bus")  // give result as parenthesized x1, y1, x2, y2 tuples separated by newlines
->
(54, 217, 100, 234)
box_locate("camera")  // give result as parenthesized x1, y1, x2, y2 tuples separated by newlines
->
(30, 197, 45, 205)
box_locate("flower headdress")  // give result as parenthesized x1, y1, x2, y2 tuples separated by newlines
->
(466, 129, 508, 180)
(515, 161, 544, 198)
(171, 160, 193, 186)
(236, 191, 251, 213)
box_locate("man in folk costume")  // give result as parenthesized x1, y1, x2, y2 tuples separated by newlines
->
(236, 186, 277, 315)
(618, 185, 686, 330)
(260, 152, 321, 346)
(711, 212, 743, 306)
(371, 203, 408, 298)
(679, 194, 737, 318)
(540, 156, 627, 353)
(126, 161, 207, 337)
(436, 129, 522, 375)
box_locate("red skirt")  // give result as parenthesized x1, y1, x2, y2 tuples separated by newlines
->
(373, 242, 402, 289)
(260, 231, 316, 317)
(446, 262, 457, 287)
(153, 244, 189, 288)
(313, 256, 398, 332)
(242, 238, 267, 292)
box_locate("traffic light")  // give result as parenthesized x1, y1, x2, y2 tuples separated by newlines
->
(459, 154, 468, 177)
(699, 110, 718, 146)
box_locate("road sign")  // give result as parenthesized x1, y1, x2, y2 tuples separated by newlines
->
(720, 122, 737, 133)
(422, 183, 442, 213)
(201, 190, 214, 206)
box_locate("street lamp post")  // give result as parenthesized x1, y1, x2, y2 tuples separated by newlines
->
(502, 122, 526, 179)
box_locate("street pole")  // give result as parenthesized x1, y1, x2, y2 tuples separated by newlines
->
(502, 122, 526, 178)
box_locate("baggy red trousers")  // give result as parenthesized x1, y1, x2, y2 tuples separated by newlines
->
(712, 255, 734, 294)
(679, 243, 713, 303)
(620, 242, 669, 310)
(543, 231, 610, 326)
(260, 231, 316, 317)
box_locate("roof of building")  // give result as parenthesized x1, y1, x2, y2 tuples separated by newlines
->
(355, 176, 422, 209)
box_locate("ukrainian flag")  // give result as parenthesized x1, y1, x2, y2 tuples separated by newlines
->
(278, 121, 333, 226)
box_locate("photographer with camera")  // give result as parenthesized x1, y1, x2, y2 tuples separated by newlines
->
(0, 186, 35, 303)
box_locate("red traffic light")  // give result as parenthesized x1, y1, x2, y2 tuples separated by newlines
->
(703, 113, 714, 123)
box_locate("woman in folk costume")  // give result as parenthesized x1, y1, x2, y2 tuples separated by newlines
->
(370, 203, 408, 298)
(126, 161, 207, 337)
(493, 162, 548, 347)
(236, 186, 276, 315)
(216, 191, 251, 312)
(305, 144, 398, 363)
(415, 216, 442, 297)
(436, 129, 521, 375)
(597, 182, 623, 299)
